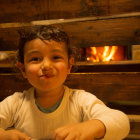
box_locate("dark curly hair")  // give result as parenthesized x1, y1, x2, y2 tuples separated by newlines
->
(17, 25, 77, 64)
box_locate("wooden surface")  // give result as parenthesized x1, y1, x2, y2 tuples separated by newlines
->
(0, 0, 49, 23)
(66, 73, 140, 102)
(1, 72, 140, 102)
(0, 0, 140, 49)
(128, 115, 140, 134)
(0, 15, 140, 50)
(0, 0, 140, 23)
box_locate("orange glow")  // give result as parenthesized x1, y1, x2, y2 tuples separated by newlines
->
(86, 46, 126, 62)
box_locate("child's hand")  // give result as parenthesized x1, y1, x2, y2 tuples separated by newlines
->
(53, 119, 105, 140)
(53, 122, 95, 140)
(0, 129, 31, 140)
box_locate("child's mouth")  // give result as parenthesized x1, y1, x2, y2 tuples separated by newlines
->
(40, 74, 53, 79)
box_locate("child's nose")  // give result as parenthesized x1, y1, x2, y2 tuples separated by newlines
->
(41, 58, 52, 70)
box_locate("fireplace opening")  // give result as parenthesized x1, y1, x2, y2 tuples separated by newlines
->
(74, 45, 140, 72)
(86, 46, 128, 62)
(80, 46, 131, 62)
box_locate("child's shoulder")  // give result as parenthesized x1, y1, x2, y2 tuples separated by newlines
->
(68, 87, 96, 97)
(0, 88, 34, 119)
(65, 86, 104, 107)
(66, 86, 99, 102)
(1, 87, 34, 104)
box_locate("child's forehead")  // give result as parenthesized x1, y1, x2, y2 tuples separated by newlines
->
(24, 38, 67, 52)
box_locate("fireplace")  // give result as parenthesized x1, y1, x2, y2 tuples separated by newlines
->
(85, 46, 130, 62)
(73, 45, 140, 73)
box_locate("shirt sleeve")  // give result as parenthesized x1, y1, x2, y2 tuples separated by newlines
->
(75, 90, 130, 140)
(0, 92, 24, 129)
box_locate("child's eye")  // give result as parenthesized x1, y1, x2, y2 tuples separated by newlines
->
(53, 56, 63, 60)
(29, 57, 41, 62)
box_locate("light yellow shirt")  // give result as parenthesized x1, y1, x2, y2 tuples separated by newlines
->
(0, 86, 130, 140)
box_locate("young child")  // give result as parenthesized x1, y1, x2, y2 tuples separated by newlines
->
(0, 25, 130, 140)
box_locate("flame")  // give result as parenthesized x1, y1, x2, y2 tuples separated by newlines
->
(87, 46, 119, 62)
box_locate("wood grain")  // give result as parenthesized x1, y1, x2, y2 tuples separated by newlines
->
(0, 16, 140, 50)
(0, 0, 140, 22)
(1, 72, 140, 102)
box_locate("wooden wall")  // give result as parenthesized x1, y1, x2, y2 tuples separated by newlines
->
(0, 0, 140, 22)
(1, 72, 140, 102)
(0, 0, 140, 50)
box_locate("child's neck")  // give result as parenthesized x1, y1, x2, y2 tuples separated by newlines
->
(35, 86, 64, 108)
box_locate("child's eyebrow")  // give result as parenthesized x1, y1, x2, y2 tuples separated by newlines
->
(25, 49, 65, 57)
(25, 50, 40, 57)
(51, 49, 64, 53)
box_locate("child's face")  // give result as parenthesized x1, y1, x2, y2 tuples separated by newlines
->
(19, 38, 73, 93)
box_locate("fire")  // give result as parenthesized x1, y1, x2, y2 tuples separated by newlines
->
(86, 46, 125, 62)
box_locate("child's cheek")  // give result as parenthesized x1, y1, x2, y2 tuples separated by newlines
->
(56, 62, 68, 71)
(26, 65, 39, 75)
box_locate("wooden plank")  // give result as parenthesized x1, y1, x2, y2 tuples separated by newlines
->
(0, 74, 30, 101)
(126, 135, 140, 140)
(62, 16, 140, 47)
(0, 72, 140, 102)
(0, 27, 19, 50)
(48, 0, 140, 18)
(0, 0, 49, 23)
(74, 62, 140, 72)
(0, 0, 140, 22)
(107, 103, 140, 115)
(48, 0, 109, 18)
(65, 73, 140, 102)
(128, 115, 140, 135)
(132, 45, 140, 60)
(109, 0, 140, 15)
(1, 12, 140, 29)
(0, 16, 140, 50)
(125, 115, 140, 139)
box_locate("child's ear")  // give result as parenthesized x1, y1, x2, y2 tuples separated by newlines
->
(16, 62, 27, 78)
(68, 56, 74, 73)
